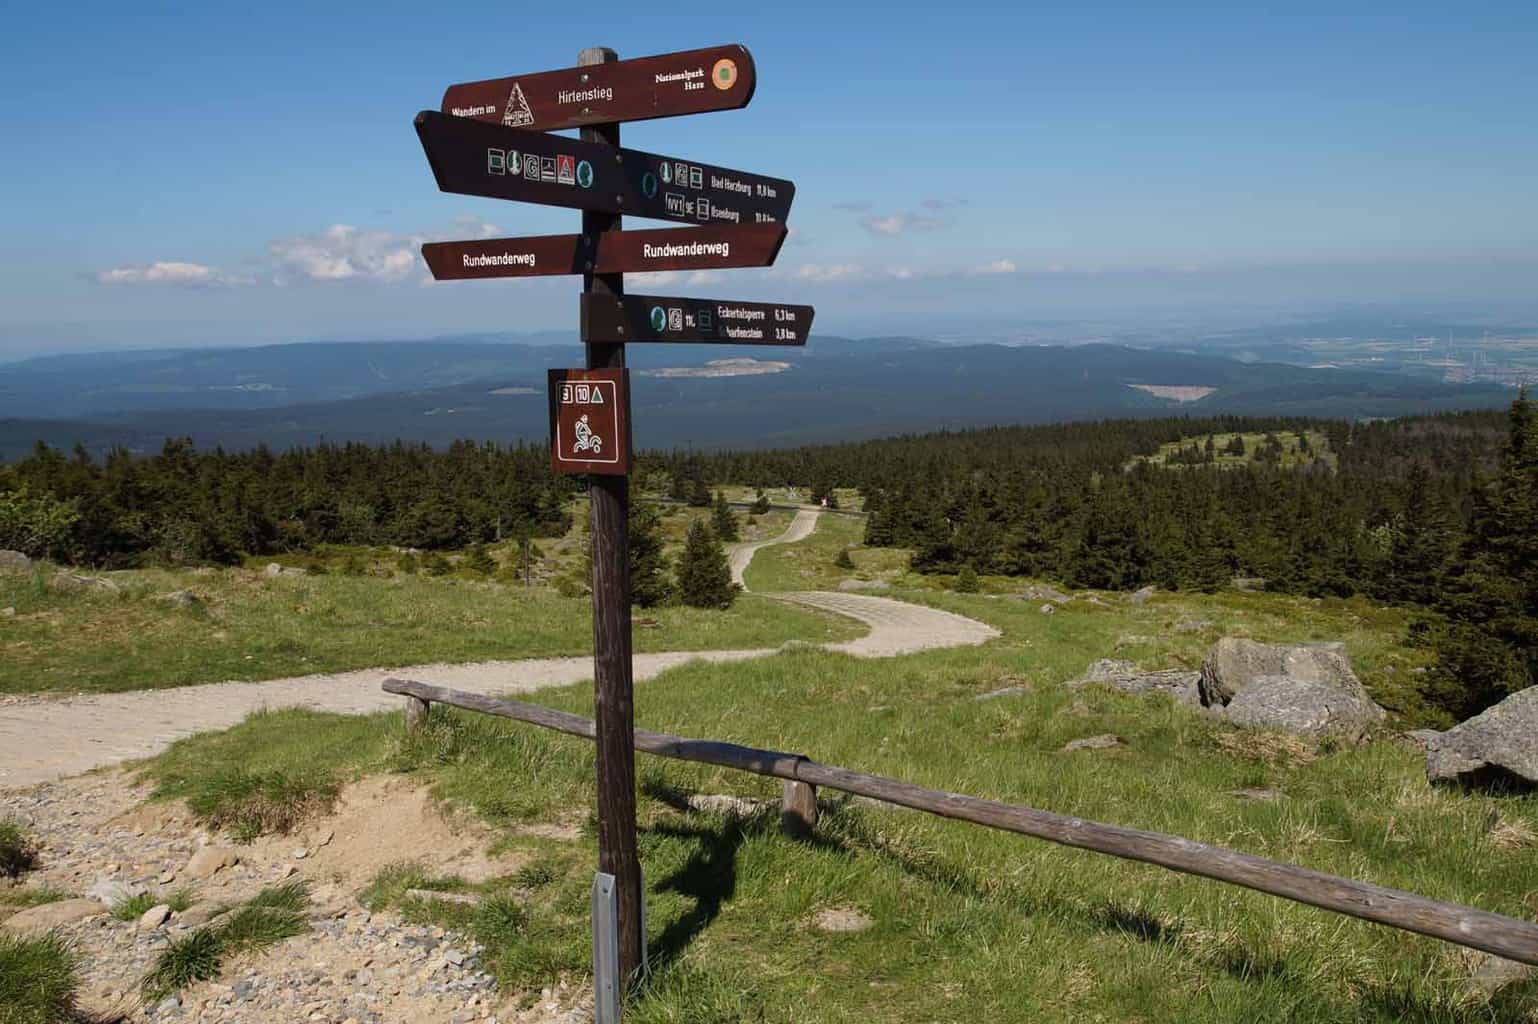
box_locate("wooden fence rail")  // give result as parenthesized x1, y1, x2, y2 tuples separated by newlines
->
(381, 676, 1538, 967)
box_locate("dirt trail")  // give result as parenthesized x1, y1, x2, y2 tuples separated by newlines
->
(1, 510, 996, 788)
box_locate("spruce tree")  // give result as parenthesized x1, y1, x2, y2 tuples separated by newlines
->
(628, 499, 672, 607)
(711, 491, 739, 541)
(751, 489, 771, 515)
(676, 518, 737, 608)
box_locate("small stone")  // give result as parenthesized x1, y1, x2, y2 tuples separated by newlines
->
(315, 828, 335, 847)
(446, 948, 466, 966)
(1129, 585, 1157, 605)
(138, 903, 173, 930)
(282, 864, 300, 878)
(158, 871, 176, 884)
(1061, 734, 1125, 752)
(1, 607, 14, 617)
(86, 878, 145, 905)
(184, 846, 240, 879)
(177, 900, 227, 927)
(976, 685, 1028, 701)
(155, 995, 181, 1015)
(1230, 788, 1285, 802)
(1039, 603, 1056, 615)
(291, 848, 308, 860)
(0, 550, 32, 572)
(1464, 951, 1536, 998)
(811, 906, 874, 933)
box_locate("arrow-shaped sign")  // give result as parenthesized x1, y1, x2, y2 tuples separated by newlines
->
(415, 111, 795, 226)
(582, 294, 814, 346)
(422, 224, 787, 281)
(442, 44, 756, 132)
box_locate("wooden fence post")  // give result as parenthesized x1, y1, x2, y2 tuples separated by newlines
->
(781, 779, 818, 838)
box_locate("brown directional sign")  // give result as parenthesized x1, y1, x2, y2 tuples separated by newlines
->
(582, 294, 814, 346)
(441, 44, 756, 132)
(422, 224, 787, 281)
(415, 111, 794, 226)
(548, 368, 631, 475)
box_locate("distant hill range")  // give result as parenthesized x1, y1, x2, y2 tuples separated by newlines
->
(0, 336, 1513, 458)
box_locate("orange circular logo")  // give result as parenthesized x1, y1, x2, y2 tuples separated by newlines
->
(711, 58, 738, 91)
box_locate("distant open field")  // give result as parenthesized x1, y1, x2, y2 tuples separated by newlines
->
(1132, 429, 1337, 471)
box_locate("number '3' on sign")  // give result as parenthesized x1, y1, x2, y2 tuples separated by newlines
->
(561, 383, 607, 405)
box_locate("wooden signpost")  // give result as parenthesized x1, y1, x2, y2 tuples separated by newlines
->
(416, 43, 809, 1015)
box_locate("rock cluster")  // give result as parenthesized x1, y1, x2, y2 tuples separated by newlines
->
(1070, 639, 1387, 740)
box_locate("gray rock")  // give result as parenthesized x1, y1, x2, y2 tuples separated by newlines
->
(1463, 951, 1536, 999)
(1, 607, 13, 617)
(138, 903, 173, 930)
(160, 589, 201, 607)
(184, 846, 240, 879)
(685, 793, 764, 817)
(1015, 583, 1070, 604)
(1039, 603, 1056, 615)
(1231, 576, 1267, 592)
(837, 578, 890, 592)
(2, 898, 106, 933)
(155, 995, 181, 1015)
(1221, 676, 1386, 740)
(177, 900, 228, 927)
(87, 878, 146, 905)
(1061, 734, 1125, 752)
(810, 906, 873, 933)
(1128, 585, 1157, 605)
(1425, 687, 1538, 792)
(48, 572, 118, 593)
(0, 550, 32, 572)
(975, 685, 1029, 701)
(1229, 787, 1285, 802)
(1071, 659, 1201, 706)
(262, 563, 305, 578)
(1199, 638, 1365, 708)
(1403, 728, 1442, 750)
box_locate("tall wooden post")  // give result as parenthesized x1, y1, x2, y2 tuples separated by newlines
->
(579, 45, 644, 991)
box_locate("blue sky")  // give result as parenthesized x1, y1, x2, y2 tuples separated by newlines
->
(2, 4, 1535, 356)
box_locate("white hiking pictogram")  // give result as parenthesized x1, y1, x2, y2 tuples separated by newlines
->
(503, 83, 534, 127)
(572, 414, 602, 454)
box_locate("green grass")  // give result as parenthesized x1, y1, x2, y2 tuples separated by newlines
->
(108, 886, 195, 921)
(0, 819, 39, 879)
(0, 564, 860, 695)
(140, 880, 309, 1001)
(0, 886, 69, 913)
(0, 931, 79, 1024)
(742, 511, 908, 593)
(134, 569, 1538, 1021)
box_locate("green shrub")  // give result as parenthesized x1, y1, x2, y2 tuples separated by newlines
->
(0, 819, 39, 879)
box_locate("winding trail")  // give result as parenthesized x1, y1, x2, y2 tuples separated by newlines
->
(0, 510, 996, 787)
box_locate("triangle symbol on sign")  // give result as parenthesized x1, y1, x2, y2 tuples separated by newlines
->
(590, 387, 604, 405)
(503, 83, 533, 127)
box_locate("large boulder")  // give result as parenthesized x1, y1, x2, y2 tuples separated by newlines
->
(2, 898, 106, 934)
(1424, 687, 1538, 792)
(1199, 638, 1358, 707)
(1222, 676, 1386, 740)
(0, 550, 31, 572)
(1071, 659, 1200, 706)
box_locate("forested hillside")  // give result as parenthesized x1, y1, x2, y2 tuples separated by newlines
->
(4, 403, 1534, 717)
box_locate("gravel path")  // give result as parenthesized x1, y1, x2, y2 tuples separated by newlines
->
(0, 511, 996, 787)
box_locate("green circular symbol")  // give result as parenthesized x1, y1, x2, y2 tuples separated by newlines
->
(576, 160, 594, 188)
(649, 306, 667, 332)
(641, 171, 657, 198)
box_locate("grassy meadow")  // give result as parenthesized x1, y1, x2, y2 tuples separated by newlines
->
(125, 514, 1538, 1022)
(1132, 430, 1338, 471)
(0, 500, 856, 696)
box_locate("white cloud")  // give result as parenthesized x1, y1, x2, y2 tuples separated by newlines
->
(973, 259, 1017, 275)
(95, 261, 252, 287)
(794, 263, 865, 283)
(858, 212, 947, 236)
(269, 224, 423, 284)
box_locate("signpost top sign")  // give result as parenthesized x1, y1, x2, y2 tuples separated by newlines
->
(415, 111, 794, 226)
(442, 44, 756, 132)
